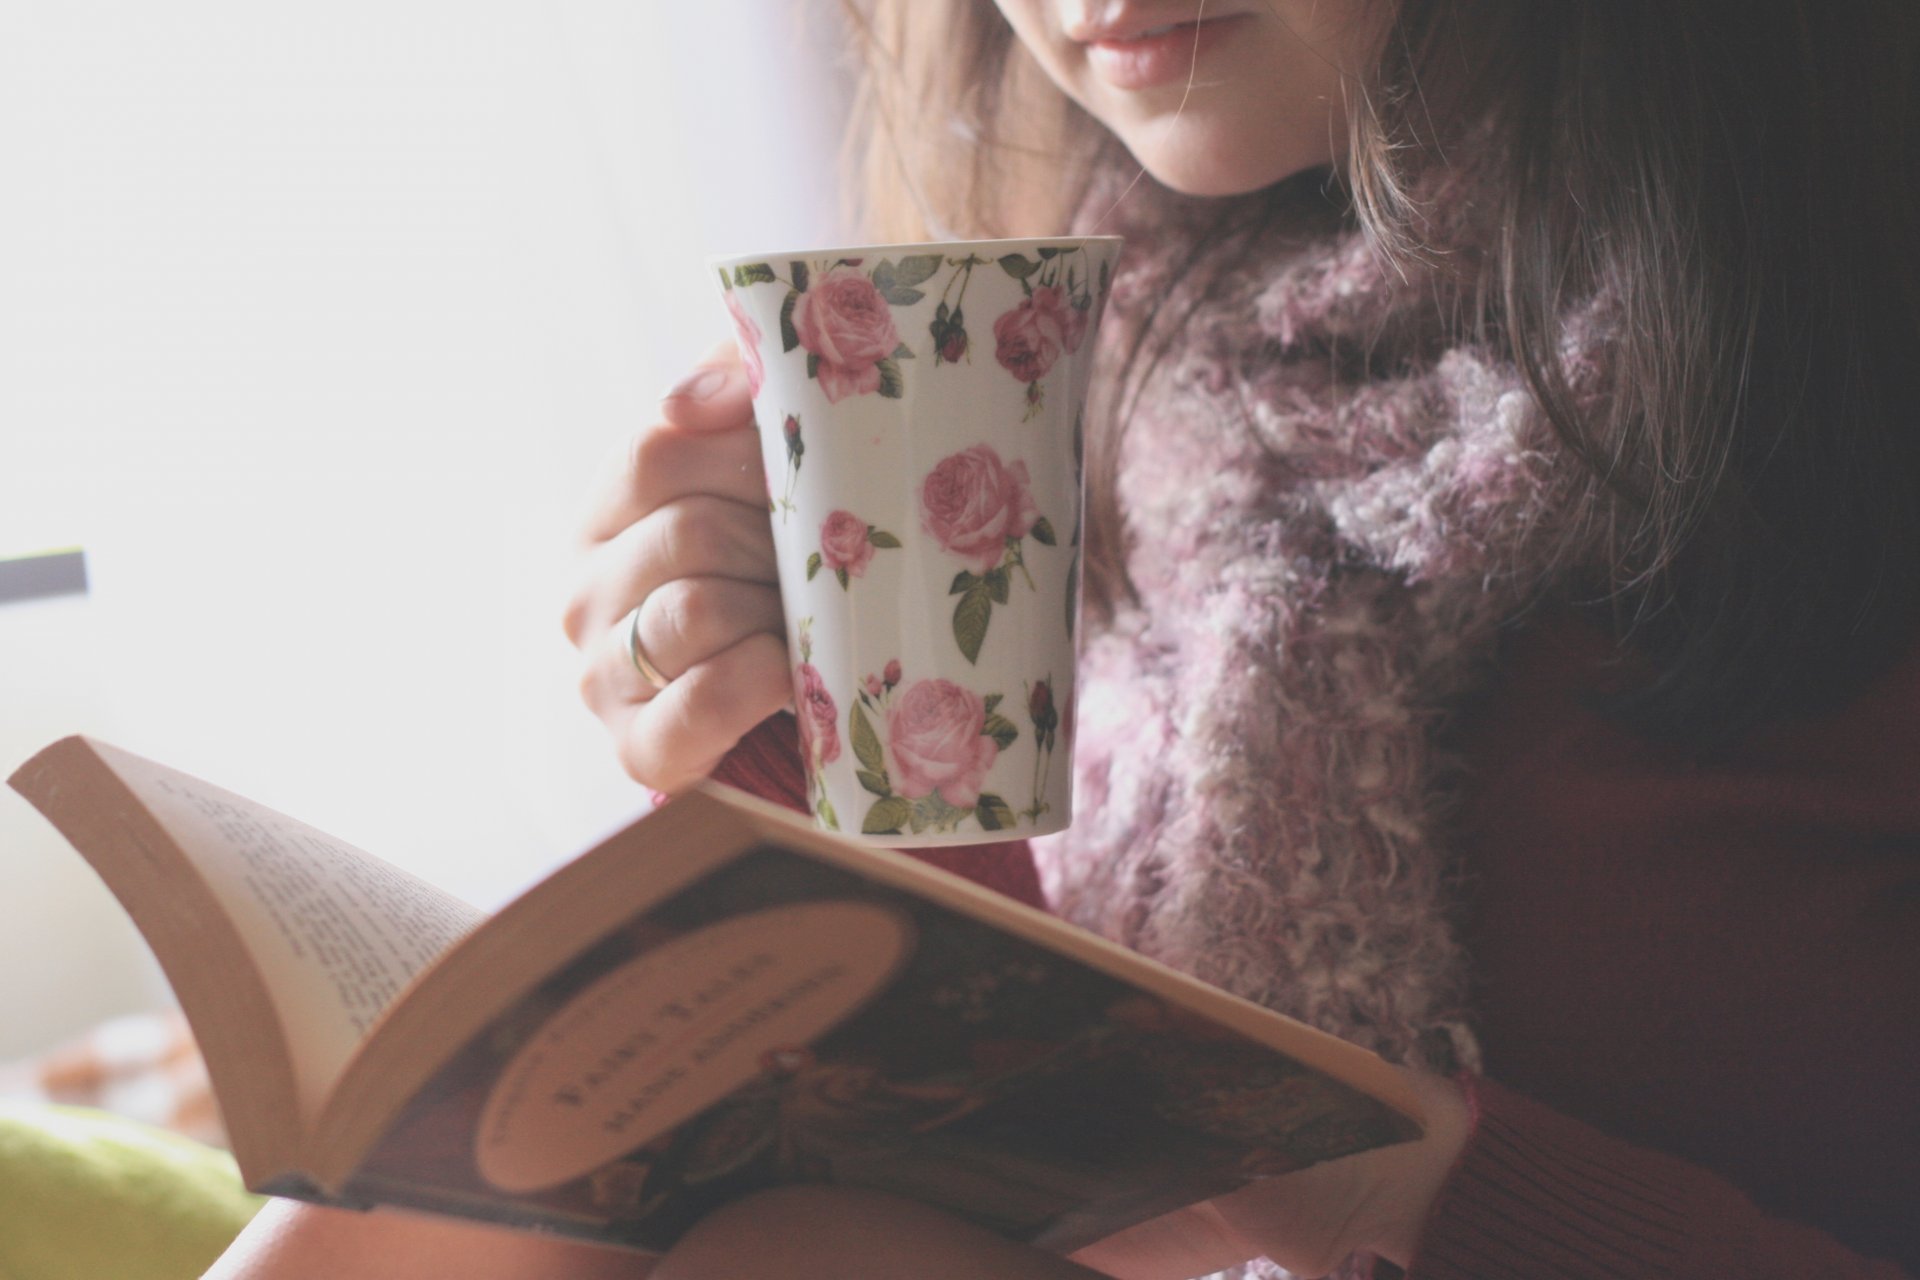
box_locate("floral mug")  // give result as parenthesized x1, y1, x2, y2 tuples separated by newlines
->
(714, 236, 1121, 845)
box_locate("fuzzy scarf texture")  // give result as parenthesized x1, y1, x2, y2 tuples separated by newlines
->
(1031, 186, 1604, 1276)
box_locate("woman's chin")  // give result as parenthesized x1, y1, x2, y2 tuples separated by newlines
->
(1126, 142, 1333, 199)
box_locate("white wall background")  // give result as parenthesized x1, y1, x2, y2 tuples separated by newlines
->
(0, 0, 854, 1058)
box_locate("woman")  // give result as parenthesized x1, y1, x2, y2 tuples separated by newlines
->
(213, 1, 1918, 1275)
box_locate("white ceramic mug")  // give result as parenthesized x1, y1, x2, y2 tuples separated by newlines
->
(714, 236, 1120, 845)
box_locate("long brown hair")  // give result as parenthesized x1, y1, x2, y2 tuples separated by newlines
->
(840, 0, 1920, 743)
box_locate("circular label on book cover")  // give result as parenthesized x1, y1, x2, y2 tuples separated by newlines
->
(474, 899, 914, 1193)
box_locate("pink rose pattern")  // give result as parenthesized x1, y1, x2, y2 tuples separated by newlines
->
(820, 510, 875, 577)
(920, 444, 1041, 574)
(921, 444, 1058, 664)
(795, 662, 840, 768)
(793, 267, 903, 403)
(807, 509, 902, 590)
(721, 246, 1107, 409)
(792, 619, 841, 831)
(993, 285, 1083, 383)
(721, 248, 1100, 831)
(988, 248, 1102, 419)
(887, 679, 996, 808)
(848, 666, 1022, 836)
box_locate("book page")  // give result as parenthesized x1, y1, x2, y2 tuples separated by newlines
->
(101, 746, 484, 1114)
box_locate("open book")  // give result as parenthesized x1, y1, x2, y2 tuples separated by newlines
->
(9, 735, 1423, 1255)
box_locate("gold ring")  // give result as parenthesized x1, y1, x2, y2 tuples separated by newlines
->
(621, 605, 672, 691)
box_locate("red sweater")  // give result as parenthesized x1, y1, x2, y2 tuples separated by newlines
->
(714, 617, 1918, 1276)
(1412, 617, 1918, 1277)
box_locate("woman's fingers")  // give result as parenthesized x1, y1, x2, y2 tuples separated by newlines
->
(578, 411, 767, 548)
(657, 341, 756, 431)
(606, 632, 793, 793)
(632, 576, 785, 685)
(569, 494, 789, 793)
(564, 341, 789, 792)
(578, 341, 764, 547)
(581, 577, 784, 712)
(563, 494, 779, 649)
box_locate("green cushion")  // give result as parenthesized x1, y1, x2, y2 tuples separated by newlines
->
(0, 1102, 262, 1280)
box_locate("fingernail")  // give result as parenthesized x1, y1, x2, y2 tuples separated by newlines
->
(662, 366, 727, 403)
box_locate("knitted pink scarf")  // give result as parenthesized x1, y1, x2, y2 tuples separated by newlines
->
(1035, 181, 1604, 1089)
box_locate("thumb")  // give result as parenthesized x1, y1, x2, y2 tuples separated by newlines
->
(659, 340, 755, 432)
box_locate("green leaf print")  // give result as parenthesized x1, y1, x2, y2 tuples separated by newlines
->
(997, 253, 1040, 280)
(862, 795, 911, 836)
(953, 581, 993, 664)
(975, 794, 1016, 831)
(984, 566, 1011, 605)
(850, 701, 885, 775)
(982, 712, 1019, 752)
(780, 290, 800, 353)
(893, 254, 943, 287)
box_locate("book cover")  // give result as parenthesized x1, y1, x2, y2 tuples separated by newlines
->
(331, 844, 1419, 1254)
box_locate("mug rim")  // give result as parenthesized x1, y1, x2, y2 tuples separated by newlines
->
(711, 234, 1122, 271)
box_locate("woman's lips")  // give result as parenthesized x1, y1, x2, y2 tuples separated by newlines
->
(1080, 13, 1249, 90)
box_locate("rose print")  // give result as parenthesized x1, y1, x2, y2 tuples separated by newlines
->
(724, 289, 765, 398)
(730, 256, 922, 403)
(992, 306, 1049, 384)
(1028, 679, 1056, 732)
(793, 267, 903, 403)
(807, 509, 902, 590)
(791, 619, 839, 830)
(857, 658, 901, 710)
(920, 445, 1041, 574)
(819, 510, 873, 578)
(992, 284, 1083, 383)
(928, 253, 985, 366)
(936, 321, 968, 363)
(884, 679, 998, 809)
(991, 247, 1099, 418)
(795, 662, 841, 768)
(848, 669, 1020, 836)
(726, 246, 1099, 411)
(920, 445, 1058, 663)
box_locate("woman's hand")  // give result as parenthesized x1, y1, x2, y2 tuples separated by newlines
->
(652, 1070, 1473, 1280)
(564, 343, 790, 792)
